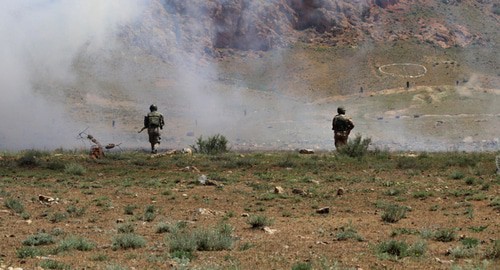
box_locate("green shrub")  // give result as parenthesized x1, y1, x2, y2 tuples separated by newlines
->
(247, 215, 273, 228)
(64, 163, 86, 175)
(291, 262, 312, 270)
(381, 204, 407, 223)
(450, 171, 465, 180)
(39, 259, 70, 270)
(4, 198, 24, 214)
(117, 223, 135, 234)
(66, 205, 85, 217)
(337, 134, 371, 158)
(17, 150, 46, 167)
(124, 204, 137, 215)
(433, 228, 456, 242)
(143, 205, 156, 222)
(168, 223, 234, 254)
(191, 134, 229, 155)
(155, 222, 171, 234)
(22, 233, 55, 246)
(449, 245, 477, 259)
(375, 240, 426, 259)
(485, 240, 500, 259)
(53, 236, 95, 253)
(111, 233, 146, 250)
(17, 246, 42, 258)
(49, 212, 67, 223)
(335, 222, 364, 242)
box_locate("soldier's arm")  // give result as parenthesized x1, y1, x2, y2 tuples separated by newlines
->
(144, 116, 149, 128)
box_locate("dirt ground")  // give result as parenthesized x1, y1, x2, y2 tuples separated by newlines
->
(0, 151, 499, 269)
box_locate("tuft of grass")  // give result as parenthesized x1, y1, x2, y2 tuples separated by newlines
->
(22, 232, 55, 246)
(335, 222, 365, 242)
(143, 205, 157, 222)
(247, 215, 274, 228)
(53, 236, 95, 254)
(485, 239, 500, 259)
(124, 204, 137, 215)
(17, 246, 42, 258)
(191, 134, 229, 155)
(449, 170, 465, 180)
(337, 134, 371, 159)
(111, 233, 146, 250)
(39, 259, 70, 270)
(381, 204, 407, 223)
(17, 150, 47, 167)
(291, 262, 312, 270)
(117, 223, 135, 234)
(64, 163, 86, 175)
(4, 198, 25, 214)
(433, 228, 456, 242)
(375, 240, 426, 260)
(168, 223, 234, 255)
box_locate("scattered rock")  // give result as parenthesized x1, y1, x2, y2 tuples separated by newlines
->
(241, 213, 250, 217)
(337, 187, 345, 196)
(38, 195, 59, 205)
(274, 186, 285, 194)
(299, 149, 314, 154)
(316, 207, 330, 214)
(116, 219, 125, 223)
(435, 257, 454, 264)
(262, 226, 277, 234)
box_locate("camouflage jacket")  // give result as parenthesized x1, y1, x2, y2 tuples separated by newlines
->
(145, 111, 164, 128)
(332, 114, 354, 132)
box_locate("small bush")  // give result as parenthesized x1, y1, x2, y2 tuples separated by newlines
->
(111, 233, 146, 250)
(155, 222, 171, 234)
(337, 134, 371, 158)
(4, 198, 24, 214)
(39, 259, 70, 270)
(291, 262, 312, 270)
(64, 163, 86, 175)
(381, 204, 407, 223)
(247, 215, 273, 228)
(449, 245, 477, 259)
(117, 223, 135, 234)
(53, 236, 95, 253)
(375, 240, 426, 259)
(191, 134, 229, 155)
(22, 233, 55, 246)
(124, 204, 137, 215)
(49, 212, 67, 223)
(485, 239, 500, 259)
(17, 246, 42, 258)
(168, 223, 234, 254)
(17, 150, 46, 167)
(143, 205, 156, 222)
(335, 222, 364, 242)
(450, 171, 465, 180)
(433, 228, 456, 242)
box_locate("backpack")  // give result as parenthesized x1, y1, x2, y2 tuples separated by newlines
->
(148, 112, 161, 127)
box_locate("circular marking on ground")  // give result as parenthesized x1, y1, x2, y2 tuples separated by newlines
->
(378, 63, 427, 78)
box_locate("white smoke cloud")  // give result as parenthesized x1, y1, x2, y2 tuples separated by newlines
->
(0, 0, 144, 150)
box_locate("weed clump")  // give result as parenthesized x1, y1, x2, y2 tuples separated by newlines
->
(111, 233, 146, 250)
(22, 233, 55, 246)
(191, 134, 229, 155)
(167, 223, 234, 258)
(247, 215, 274, 228)
(337, 134, 371, 158)
(4, 198, 25, 214)
(64, 163, 86, 175)
(375, 239, 426, 259)
(17, 149, 47, 167)
(381, 204, 407, 223)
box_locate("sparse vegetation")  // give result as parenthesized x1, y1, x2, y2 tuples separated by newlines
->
(111, 233, 146, 250)
(336, 134, 371, 158)
(0, 150, 498, 269)
(191, 134, 229, 155)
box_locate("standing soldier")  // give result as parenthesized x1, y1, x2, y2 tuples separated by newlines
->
(332, 106, 354, 149)
(140, 104, 165, 154)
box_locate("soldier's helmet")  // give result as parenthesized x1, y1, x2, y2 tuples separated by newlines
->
(337, 106, 346, 114)
(149, 104, 158, 112)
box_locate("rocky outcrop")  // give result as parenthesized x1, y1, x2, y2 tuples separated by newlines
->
(121, 0, 492, 58)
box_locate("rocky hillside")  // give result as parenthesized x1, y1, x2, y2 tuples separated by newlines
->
(123, 0, 499, 59)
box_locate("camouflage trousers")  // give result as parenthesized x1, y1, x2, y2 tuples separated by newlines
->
(334, 131, 349, 149)
(148, 127, 161, 152)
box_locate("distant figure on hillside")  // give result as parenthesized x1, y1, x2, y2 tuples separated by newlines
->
(332, 106, 354, 149)
(139, 104, 165, 154)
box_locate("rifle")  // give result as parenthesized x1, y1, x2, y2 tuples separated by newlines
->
(138, 126, 147, 133)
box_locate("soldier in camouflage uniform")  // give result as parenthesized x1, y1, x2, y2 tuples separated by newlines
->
(141, 104, 165, 154)
(332, 106, 354, 149)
